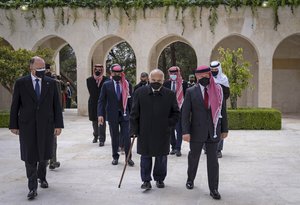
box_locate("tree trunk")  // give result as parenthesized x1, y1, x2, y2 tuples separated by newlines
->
(230, 95, 238, 109)
(162, 50, 167, 71)
(170, 44, 176, 66)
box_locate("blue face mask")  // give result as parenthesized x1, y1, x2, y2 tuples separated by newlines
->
(170, 74, 177, 81)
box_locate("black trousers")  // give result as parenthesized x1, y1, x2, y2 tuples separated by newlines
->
(187, 139, 219, 191)
(108, 115, 130, 160)
(25, 161, 47, 190)
(92, 120, 106, 143)
(140, 155, 167, 182)
(50, 135, 57, 164)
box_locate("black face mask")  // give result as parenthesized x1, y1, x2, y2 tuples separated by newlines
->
(198, 77, 210, 87)
(150, 82, 162, 90)
(190, 80, 195, 83)
(112, 75, 121, 82)
(212, 71, 219, 77)
(36, 70, 45, 78)
(95, 70, 102, 76)
(141, 80, 147, 85)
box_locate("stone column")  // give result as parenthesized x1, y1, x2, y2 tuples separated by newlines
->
(257, 56, 272, 108)
(55, 54, 60, 75)
(76, 52, 90, 116)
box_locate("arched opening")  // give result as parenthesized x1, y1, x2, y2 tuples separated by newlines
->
(0, 37, 14, 110)
(149, 35, 197, 81)
(33, 36, 77, 109)
(89, 35, 136, 84)
(211, 35, 259, 107)
(272, 33, 300, 114)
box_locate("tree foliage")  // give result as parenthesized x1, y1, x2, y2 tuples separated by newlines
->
(158, 41, 197, 81)
(59, 44, 77, 86)
(0, 39, 54, 94)
(218, 47, 252, 109)
(106, 42, 136, 85)
(1, 0, 297, 33)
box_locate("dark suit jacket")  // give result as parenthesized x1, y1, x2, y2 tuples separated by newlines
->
(130, 86, 180, 156)
(86, 76, 108, 121)
(163, 79, 188, 96)
(9, 75, 64, 163)
(133, 81, 149, 93)
(181, 84, 228, 143)
(98, 80, 132, 123)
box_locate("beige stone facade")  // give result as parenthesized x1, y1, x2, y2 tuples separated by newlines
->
(0, 6, 299, 114)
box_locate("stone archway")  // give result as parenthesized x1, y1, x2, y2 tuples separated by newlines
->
(149, 35, 197, 74)
(89, 35, 137, 83)
(0, 37, 14, 110)
(210, 34, 259, 107)
(272, 33, 300, 114)
(33, 35, 78, 109)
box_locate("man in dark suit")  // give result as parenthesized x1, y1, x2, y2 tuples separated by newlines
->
(163, 66, 188, 157)
(182, 65, 228, 200)
(98, 64, 134, 166)
(133, 72, 149, 93)
(86, 64, 108, 146)
(130, 69, 180, 190)
(9, 56, 64, 200)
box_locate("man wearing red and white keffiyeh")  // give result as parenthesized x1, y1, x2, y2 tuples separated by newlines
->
(163, 66, 188, 157)
(97, 64, 134, 167)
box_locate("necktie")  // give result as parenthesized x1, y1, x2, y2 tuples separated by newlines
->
(171, 81, 176, 92)
(35, 79, 40, 100)
(204, 87, 209, 109)
(116, 81, 121, 100)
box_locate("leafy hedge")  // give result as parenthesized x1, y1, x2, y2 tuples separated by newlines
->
(0, 111, 9, 128)
(227, 108, 281, 130)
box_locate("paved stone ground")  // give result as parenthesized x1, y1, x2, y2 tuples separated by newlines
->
(0, 109, 299, 205)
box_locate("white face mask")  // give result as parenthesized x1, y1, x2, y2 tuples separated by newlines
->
(170, 74, 177, 81)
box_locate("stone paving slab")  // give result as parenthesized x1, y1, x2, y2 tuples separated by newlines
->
(0, 109, 299, 205)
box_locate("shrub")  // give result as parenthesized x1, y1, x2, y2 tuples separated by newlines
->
(0, 111, 9, 128)
(227, 108, 281, 130)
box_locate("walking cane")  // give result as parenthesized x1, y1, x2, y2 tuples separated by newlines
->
(118, 135, 136, 188)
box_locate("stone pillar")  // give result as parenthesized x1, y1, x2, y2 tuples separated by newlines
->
(76, 52, 90, 116)
(136, 51, 151, 83)
(257, 56, 272, 108)
(55, 54, 60, 75)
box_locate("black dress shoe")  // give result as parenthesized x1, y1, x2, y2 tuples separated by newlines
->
(156, 181, 165, 188)
(210, 190, 221, 200)
(186, 181, 194, 190)
(40, 180, 48, 188)
(141, 181, 152, 190)
(27, 190, 37, 200)
(49, 163, 55, 170)
(127, 159, 134, 167)
(112, 159, 118, 165)
(170, 149, 176, 155)
(50, 161, 60, 170)
(99, 142, 104, 147)
(92, 137, 98, 143)
(176, 150, 182, 157)
(217, 151, 222, 158)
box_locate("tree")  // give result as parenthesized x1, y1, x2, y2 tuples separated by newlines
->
(158, 42, 197, 80)
(0, 39, 54, 94)
(106, 42, 136, 84)
(218, 47, 252, 109)
(59, 44, 77, 95)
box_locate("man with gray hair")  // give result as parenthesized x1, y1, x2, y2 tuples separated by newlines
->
(130, 69, 180, 190)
